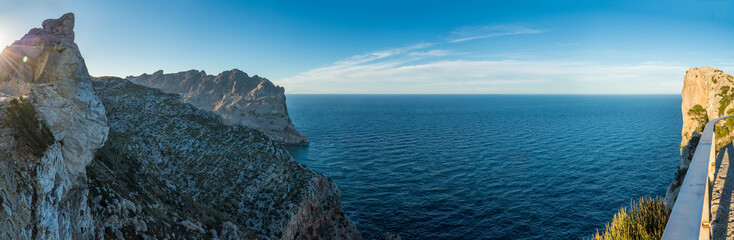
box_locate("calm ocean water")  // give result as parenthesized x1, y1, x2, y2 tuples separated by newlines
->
(284, 95, 681, 240)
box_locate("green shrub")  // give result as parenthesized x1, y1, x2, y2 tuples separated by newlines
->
(688, 104, 708, 132)
(4, 96, 55, 157)
(718, 87, 734, 116)
(590, 197, 670, 240)
(726, 109, 734, 128)
(716, 125, 730, 139)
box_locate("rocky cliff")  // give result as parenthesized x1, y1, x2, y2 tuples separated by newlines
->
(0, 13, 359, 239)
(679, 66, 734, 146)
(126, 69, 309, 145)
(0, 13, 109, 239)
(89, 77, 359, 239)
(666, 67, 734, 210)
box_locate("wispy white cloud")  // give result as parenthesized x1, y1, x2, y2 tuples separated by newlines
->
(407, 49, 452, 57)
(278, 58, 685, 94)
(449, 25, 545, 43)
(275, 24, 687, 94)
(333, 42, 435, 67)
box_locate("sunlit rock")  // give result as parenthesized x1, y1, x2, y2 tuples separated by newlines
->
(0, 12, 109, 239)
(127, 69, 309, 145)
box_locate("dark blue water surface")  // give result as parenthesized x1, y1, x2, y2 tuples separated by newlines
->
(284, 95, 681, 240)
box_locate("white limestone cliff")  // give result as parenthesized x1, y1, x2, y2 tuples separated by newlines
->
(0, 13, 109, 239)
(679, 66, 734, 146)
(666, 67, 734, 210)
(89, 77, 360, 239)
(126, 69, 309, 145)
(0, 12, 359, 240)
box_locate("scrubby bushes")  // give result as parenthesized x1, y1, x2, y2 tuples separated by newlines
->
(590, 197, 670, 240)
(712, 108, 734, 149)
(4, 96, 54, 157)
(688, 104, 708, 132)
(718, 86, 734, 116)
(716, 124, 730, 139)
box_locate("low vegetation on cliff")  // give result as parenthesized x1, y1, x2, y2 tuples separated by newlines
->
(714, 109, 734, 149)
(718, 86, 734, 115)
(590, 198, 670, 240)
(3, 96, 54, 157)
(688, 104, 707, 133)
(126, 69, 309, 144)
(87, 77, 360, 239)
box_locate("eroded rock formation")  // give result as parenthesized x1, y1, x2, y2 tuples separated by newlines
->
(126, 69, 309, 145)
(0, 13, 109, 239)
(0, 12, 358, 240)
(666, 67, 734, 210)
(680, 66, 734, 146)
(89, 77, 359, 239)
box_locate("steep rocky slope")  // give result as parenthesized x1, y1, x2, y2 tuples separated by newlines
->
(666, 67, 734, 210)
(126, 69, 309, 145)
(679, 66, 734, 146)
(0, 12, 359, 239)
(88, 77, 360, 239)
(0, 13, 109, 239)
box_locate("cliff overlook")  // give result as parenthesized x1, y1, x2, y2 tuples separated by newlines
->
(667, 67, 734, 210)
(680, 66, 734, 146)
(126, 69, 308, 145)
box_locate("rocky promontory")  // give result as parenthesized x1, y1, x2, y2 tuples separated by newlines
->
(0, 12, 109, 239)
(0, 13, 359, 239)
(666, 67, 734, 210)
(126, 69, 309, 145)
(90, 77, 359, 239)
(680, 66, 734, 146)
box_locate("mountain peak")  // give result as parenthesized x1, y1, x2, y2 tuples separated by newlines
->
(41, 12, 75, 41)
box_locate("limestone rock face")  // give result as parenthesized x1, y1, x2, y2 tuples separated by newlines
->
(0, 13, 109, 239)
(126, 69, 309, 145)
(667, 67, 734, 210)
(89, 77, 359, 239)
(680, 66, 734, 146)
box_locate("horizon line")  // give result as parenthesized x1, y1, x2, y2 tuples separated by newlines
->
(285, 93, 681, 95)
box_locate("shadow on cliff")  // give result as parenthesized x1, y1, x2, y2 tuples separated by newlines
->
(713, 142, 734, 237)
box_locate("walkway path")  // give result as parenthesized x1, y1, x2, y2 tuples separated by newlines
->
(711, 142, 734, 239)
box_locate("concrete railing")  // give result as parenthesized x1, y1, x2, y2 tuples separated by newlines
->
(662, 114, 734, 240)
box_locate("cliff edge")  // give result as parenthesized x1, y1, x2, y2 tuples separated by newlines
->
(667, 67, 734, 210)
(0, 13, 358, 239)
(89, 77, 359, 239)
(0, 13, 109, 239)
(126, 69, 309, 145)
(680, 66, 734, 146)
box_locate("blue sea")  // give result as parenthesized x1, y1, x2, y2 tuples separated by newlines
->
(284, 95, 681, 240)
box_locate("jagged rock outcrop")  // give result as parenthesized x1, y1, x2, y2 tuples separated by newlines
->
(0, 12, 357, 240)
(680, 66, 734, 146)
(0, 13, 109, 239)
(88, 77, 360, 239)
(667, 67, 734, 210)
(126, 69, 308, 145)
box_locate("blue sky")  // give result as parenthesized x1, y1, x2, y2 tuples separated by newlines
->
(0, 0, 733, 93)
